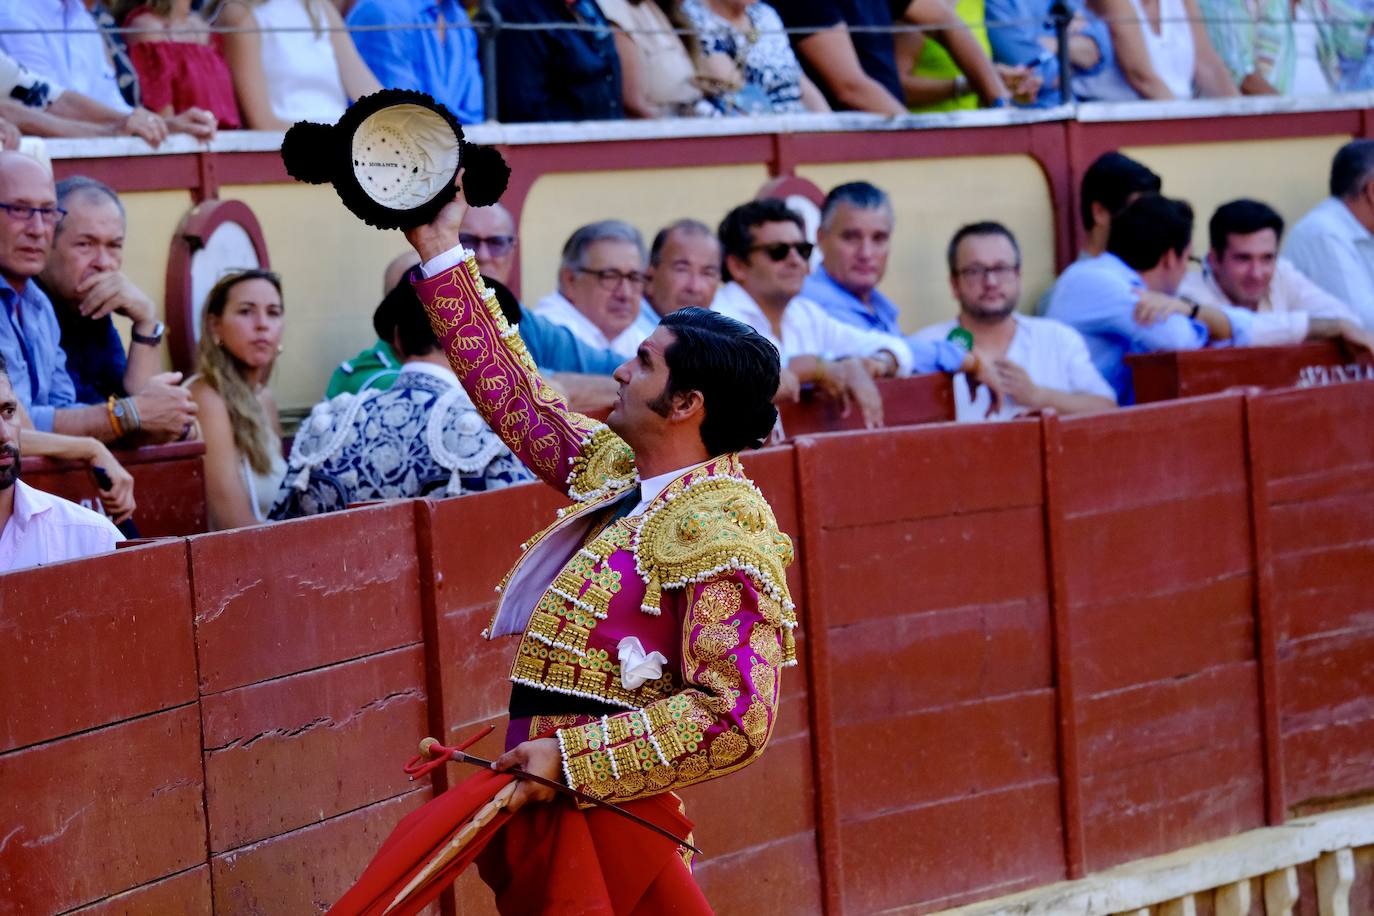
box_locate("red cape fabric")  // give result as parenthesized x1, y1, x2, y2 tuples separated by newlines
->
(327, 768, 516, 916)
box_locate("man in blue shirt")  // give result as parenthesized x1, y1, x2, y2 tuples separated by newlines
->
(1046, 193, 1253, 404)
(494, 0, 622, 122)
(803, 181, 969, 375)
(347, 0, 485, 124)
(984, 0, 1112, 106)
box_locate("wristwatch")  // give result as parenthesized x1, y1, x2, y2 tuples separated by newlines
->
(131, 321, 165, 346)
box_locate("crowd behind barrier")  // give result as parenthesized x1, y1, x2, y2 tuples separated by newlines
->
(1, 378, 1371, 913)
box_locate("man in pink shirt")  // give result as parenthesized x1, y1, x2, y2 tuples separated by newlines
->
(0, 353, 121, 574)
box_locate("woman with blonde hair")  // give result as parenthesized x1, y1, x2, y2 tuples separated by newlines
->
(213, 0, 382, 129)
(189, 269, 287, 530)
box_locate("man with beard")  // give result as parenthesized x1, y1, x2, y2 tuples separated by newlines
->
(916, 221, 1115, 421)
(0, 352, 122, 572)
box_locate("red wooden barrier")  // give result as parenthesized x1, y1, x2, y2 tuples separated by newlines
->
(18, 441, 208, 537)
(795, 422, 1064, 913)
(0, 542, 207, 913)
(1244, 380, 1374, 819)
(1044, 395, 1267, 874)
(1126, 341, 1374, 404)
(777, 373, 954, 438)
(187, 502, 435, 911)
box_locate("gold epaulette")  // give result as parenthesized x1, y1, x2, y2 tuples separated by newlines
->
(566, 425, 638, 503)
(633, 472, 797, 664)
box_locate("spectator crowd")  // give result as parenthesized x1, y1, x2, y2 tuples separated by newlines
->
(4, 0, 1374, 145)
(3, 125, 1374, 572)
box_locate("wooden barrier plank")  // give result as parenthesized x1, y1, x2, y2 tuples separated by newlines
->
(0, 540, 195, 753)
(777, 373, 954, 438)
(209, 789, 430, 914)
(0, 706, 206, 914)
(1126, 341, 1372, 403)
(69, 866, 212, 915)
(18, 441, 208, 537)
(202, 645, 429, 853)
(191, 502, 422, 694)
(693, 834, 826, 916)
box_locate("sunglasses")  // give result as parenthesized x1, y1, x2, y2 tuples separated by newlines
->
(750, 241, 814, 262)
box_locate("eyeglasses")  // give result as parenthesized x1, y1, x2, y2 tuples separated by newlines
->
(956, 264, 1020, 283)
(577, 267, 647, 290)
(460, 233, 516, 257)
(0, 202, 66, 227)
(749, 241, 814, 262)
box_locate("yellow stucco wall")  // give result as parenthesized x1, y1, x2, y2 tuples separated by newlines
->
(515, 163, 771, 302)
(101, 133, 1344, 418)
(799, 155, 1057, 332)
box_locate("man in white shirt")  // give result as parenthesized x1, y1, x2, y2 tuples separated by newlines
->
(1284, 140, 1374, 330)
(644, 218, 721, 318)
(0, 353, 121, 574)
(711, 198, 913, 428)
(1180, 199, 1373, 351)
(919, 221, 1116, 421)
(533, 220, 658, 359)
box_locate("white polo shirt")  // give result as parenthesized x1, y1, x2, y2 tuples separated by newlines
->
(0, 480, 123, 574)
(1283, 197, 1374, 330)
(913, 314, 1115, 422)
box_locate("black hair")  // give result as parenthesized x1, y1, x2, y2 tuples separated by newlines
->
(1329, 139, 1374, 199)
(1081, 152, 1162, 231)
(1107, 194, 1194, 271)
(657, 307, 780, 455)
(1209, 199, 1284, 254)
(0, 350, 7, 381)
(946, 221, 1020, 274)
(820, 181, 891, 229)
(718, 198, 805, 264)
(373, 276, 521, 358)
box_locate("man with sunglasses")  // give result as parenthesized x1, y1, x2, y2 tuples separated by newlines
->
(713, 198, 913, 428)
(914, 221, 1115, 421)
(0, 151, 194, 442)
(534, 220, 659, 358)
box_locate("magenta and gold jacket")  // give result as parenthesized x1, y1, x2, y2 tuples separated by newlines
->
(416, 252, 797, 804)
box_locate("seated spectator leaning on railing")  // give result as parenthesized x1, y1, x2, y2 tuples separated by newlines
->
(120, 0, 242, 130)
(1075, 0, 1239, 99)
(600, 0, 706, 117)
(1283, 139, 1374, 330)
(218, 0, 382, 130)
(495, 0, 624, 121)
(914, 221, 1115, 421)
(712, 197, 913, 428)
(893, 0, 1032, 109)
(188, 269, 286, 529)
(0, 50, 169, 146)
(534, 220, 658, 357)
(1179, 199, 1373, 350)
(984, 0, 1112, 105)
(1045, 193, 1253, 404)
(346, 0, 485, 124)
(681, 0, 830, 113)
(38, 177, 168, 405)
(0, 1, 214, 141)
(271, 280, 530, 519)
(0, 152, 196, 443)
(803, 181, 976, 375)
(645, 218, 722, 317)
(778, 0, 909, 113)
(0, 353, 123, 574)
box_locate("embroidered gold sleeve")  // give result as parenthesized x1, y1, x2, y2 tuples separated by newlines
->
(414, 254, 631, 499)
(555, 573, 786, 804)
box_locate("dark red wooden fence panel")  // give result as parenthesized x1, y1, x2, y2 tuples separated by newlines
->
(777, 373, 954, 439)
(795, 422, 1064, 914)
(1245, 380, 1374, 817)
(1045, 394, 1266, 873)
(1126, 341, 1373, 404)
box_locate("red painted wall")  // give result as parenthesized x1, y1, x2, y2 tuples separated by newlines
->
(2, 381, 1372, 914)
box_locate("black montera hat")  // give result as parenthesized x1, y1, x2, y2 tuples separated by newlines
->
(280, 89, 510, 230)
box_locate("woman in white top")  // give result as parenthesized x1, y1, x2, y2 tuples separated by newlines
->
(189, 269, 288, 530)
(1082, 0, 1239, 98)
(598, 0, 706, 117)
(215, 0, 381, 129)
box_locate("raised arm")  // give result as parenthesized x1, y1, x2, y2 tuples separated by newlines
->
(406, 191, 630, 497)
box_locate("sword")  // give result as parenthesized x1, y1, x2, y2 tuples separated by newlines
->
(404, 730, 701, 855)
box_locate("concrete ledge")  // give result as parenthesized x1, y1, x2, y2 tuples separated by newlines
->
(934, 803, 1374, 915)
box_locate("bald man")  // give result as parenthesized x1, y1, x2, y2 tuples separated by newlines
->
(0, 151, 193, 442)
